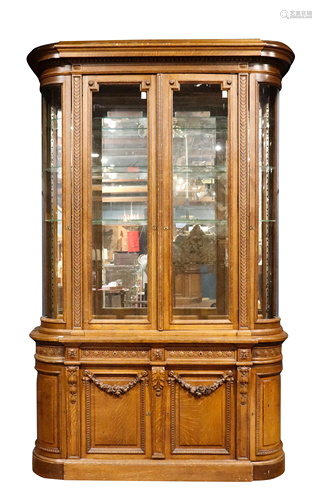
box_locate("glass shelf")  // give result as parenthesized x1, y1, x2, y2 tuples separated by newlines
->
(44, 166, 62, 172)
(173, 219, 227, 224)
(93, 219, 148, 225)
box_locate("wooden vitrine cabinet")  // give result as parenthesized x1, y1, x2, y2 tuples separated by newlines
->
(27, 39, 294, 481)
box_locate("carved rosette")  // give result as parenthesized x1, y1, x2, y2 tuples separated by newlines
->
(168, 370, 234, 398)
(238, 367, 250, 406)
(151, 367, 165, 397)
(83, 370, 148, 397)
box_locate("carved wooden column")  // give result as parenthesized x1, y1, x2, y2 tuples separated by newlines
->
(72, 72, 83, 331)
(66, 347, 81, 458)
(238, 73, 250, 331)
(237, 347, 252, 460)
(151, 351, 166, 458)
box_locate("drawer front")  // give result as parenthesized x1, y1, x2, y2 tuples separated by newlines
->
(81, 368, 149, 458)
(167, 368, 235, 457)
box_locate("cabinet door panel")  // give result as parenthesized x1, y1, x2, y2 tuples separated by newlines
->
(82, 369, 149, 456)
(36, 369, 62, 455)
(251, 364, 283, 460)
(168, 369, 235, 456)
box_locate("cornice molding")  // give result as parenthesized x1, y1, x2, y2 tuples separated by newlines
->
(27, 39, 294, 79)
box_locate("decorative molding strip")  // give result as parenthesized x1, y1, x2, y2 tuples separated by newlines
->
(238, 367, 250, 406)
(36, 345, 65, 358)
(239, 73, 248, 328)
(72, 75, 82, 329)
(152, 367, 165, 397)
(167, 370, 234, 398)
(166, 349, 235, 360)
(253, 346, 282, 359)
(81, 349, 149, 360)
(67, 366, 78, 405)
(83, 370, 148, 397)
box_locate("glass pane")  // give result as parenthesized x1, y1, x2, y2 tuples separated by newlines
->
(258, 84, 279, 318)
(172, 84, 228, 319)
(92, 84, 148, 319)
(42, 86, 63, 318)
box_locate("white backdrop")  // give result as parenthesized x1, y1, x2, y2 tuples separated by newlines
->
(1, 1, 321, 498)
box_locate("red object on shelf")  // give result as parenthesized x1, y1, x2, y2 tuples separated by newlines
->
(127, 231, 140, 252)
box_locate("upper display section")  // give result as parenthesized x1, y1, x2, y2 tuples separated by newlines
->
(27, 39, 295, 80)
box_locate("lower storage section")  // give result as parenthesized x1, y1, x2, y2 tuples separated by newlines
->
(33, 341, 285, 481)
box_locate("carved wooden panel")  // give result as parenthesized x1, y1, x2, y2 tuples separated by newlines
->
(166, 348, 235, 362)
(83, 369, 148, 456)
(36, 344, 64, 362)
(168, 370, 234, 455)
(238, 73, 249, 329)
(36, 370, 61, 455)
(81, 348, 149, 361)
(254, 365, 283, 458)
(252, 345, 282, 362)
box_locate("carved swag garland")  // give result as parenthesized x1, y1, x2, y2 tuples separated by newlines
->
(168, 370, 234, 398)
(83, 369, 148, 397)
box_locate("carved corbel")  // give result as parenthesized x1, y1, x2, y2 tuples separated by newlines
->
(151, 367, 165, 397)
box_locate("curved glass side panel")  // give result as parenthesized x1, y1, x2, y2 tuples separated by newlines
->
(258, 84, 279, 318)
(172, 83, 229, 319)
(42, 86, 63, 318)
(91, 84, 148, 319)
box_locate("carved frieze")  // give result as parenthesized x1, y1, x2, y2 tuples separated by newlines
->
(36, 345, 65, 359)
(166, 349, 235, 360)
(81, 349, 149, 360)
(253, 346, 282, 360)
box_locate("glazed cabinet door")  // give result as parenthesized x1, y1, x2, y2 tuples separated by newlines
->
(83, 76, 157, 329)
(158, 75, 238, 330)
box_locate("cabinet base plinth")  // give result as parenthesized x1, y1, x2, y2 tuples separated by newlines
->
(253, 454, 285, 481)
(33, 450, 285, 481)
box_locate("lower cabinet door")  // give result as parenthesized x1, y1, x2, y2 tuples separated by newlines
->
(167, 369, 235, 457)
(81, 368, 150, 457)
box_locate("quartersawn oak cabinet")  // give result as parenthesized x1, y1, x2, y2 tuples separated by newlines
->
(27, 39, 294, 481)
